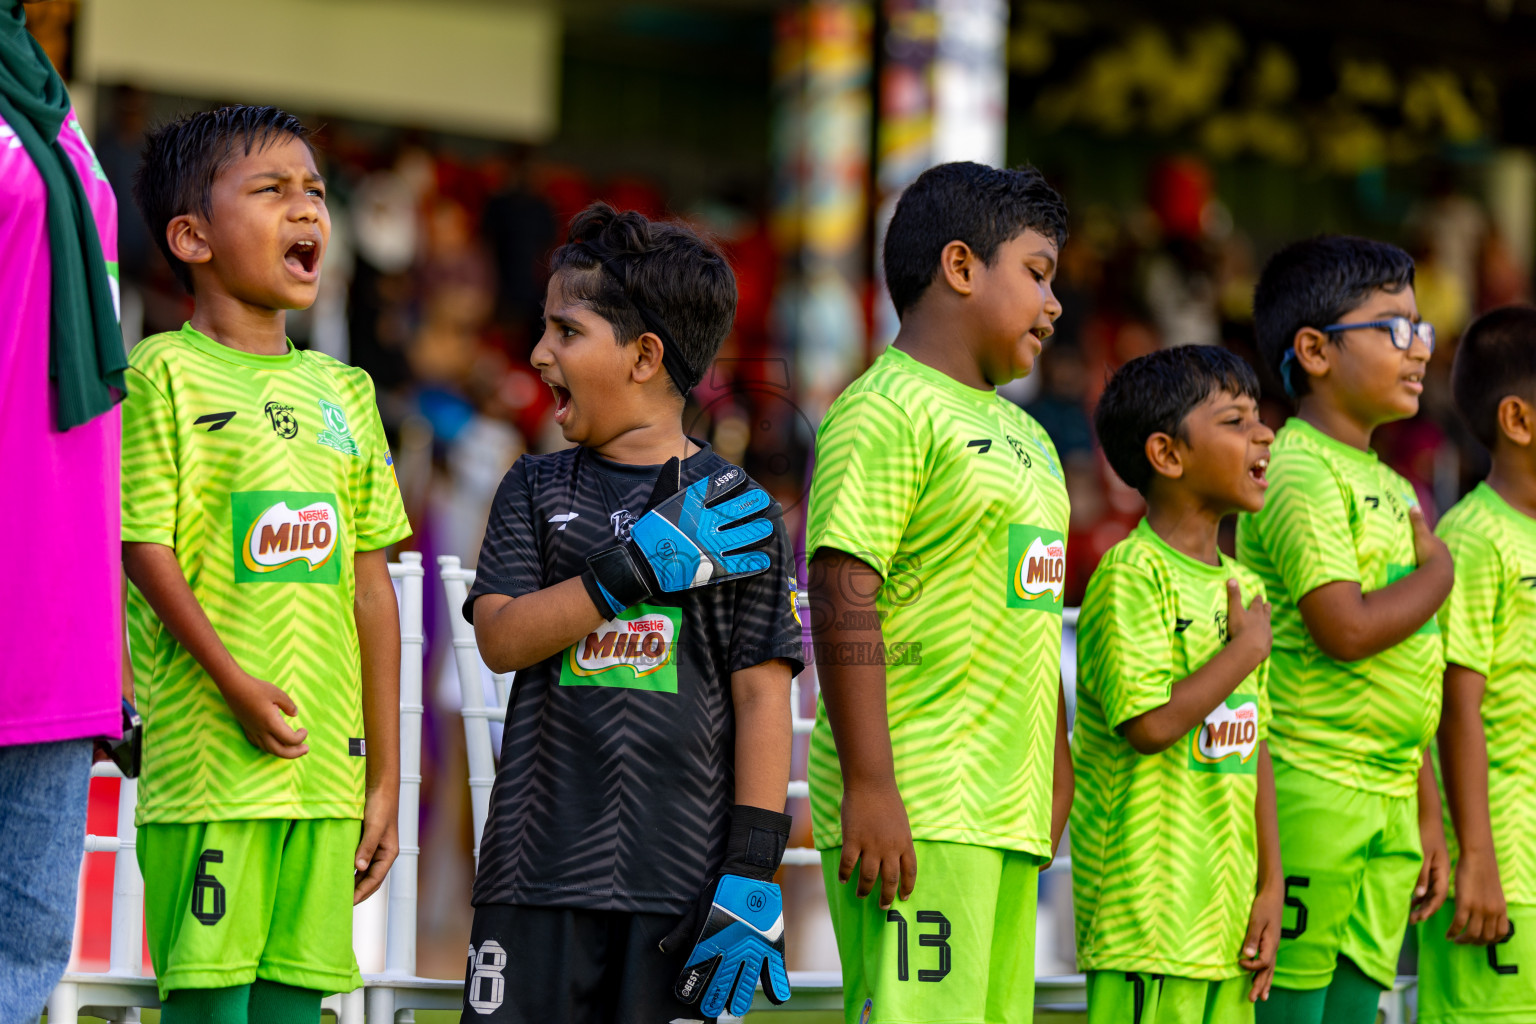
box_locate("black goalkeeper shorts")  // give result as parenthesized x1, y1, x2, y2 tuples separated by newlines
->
(459, 903, 708, 1024)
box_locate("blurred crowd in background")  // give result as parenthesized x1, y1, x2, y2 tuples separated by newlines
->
(38, 0, 1536, 979)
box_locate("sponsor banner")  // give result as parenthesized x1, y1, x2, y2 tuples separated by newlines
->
(1006, 524, 1066, 613)
(231, 490, 342, 584)
(1188, 693, 1260, 774)
(559, 604, 683, 692)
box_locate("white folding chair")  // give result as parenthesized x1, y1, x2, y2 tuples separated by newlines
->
(436, 555, 842, 1012)
(45, 553, 445, 1024)
(438, 555, 511, 872)
(357, 551, 464, 1021)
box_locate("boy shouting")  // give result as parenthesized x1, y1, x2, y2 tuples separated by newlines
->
(124, 106, 411, 1023)
(462, 204, 803, 1023)
(1074, 345, 1280, 1023)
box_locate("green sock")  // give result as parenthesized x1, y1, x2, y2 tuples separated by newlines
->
(1256, 984, 1327, 1024)
(1321, 956, 1385, 1024)
(160, 984, 250, 1024)
(248, 979, 323, 1024)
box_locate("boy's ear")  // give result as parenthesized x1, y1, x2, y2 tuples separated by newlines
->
(166, 215, 212, 267)
(1497, 395, 1535, 447)
(1144, 431, 1184, 481)
(631, 331, 666, 387)
(937, 240, 977, 298)
(1291, 326, 1332, 384)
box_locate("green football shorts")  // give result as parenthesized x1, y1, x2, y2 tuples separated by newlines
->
(1086, 971, 1252, 1024)
(821, 840, 1042, 1024)
(1417, 900, 1536, 1023)
(138, 818, 363, 1000)
(1270, 758, 1421, 991)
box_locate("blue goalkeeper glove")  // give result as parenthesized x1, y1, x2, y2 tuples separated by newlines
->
(660, 806, 793, 1019)
(583, 458, 773, 618)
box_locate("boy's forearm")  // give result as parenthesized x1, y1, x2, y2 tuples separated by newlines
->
(1050, 679, 1073, 853)
(1299, 557, 1453, 663)
(355, 548, 401, 793)
(732, 660, 794, 811)
(809, 551, 899, 791)
(1437, 663, 1494, 853)
(473, 577, 607, 673)
(1255, 742, 1282, 891)
(123, 541, 245, 690)
(1122, 639, 1266, 754)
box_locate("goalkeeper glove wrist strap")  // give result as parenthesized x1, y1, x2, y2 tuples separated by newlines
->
(582, 549, 653, 618)
(721, 804, 792, 883)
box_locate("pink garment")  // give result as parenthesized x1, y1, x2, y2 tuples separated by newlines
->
(0, 109, 123, 745)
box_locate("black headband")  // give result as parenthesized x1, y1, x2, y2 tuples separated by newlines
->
(580, 246, 700, 395)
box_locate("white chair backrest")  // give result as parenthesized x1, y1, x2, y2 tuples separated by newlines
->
(385, 552, 426, 978)
(437, 556, 512, 869)
(436, 557, 822, 868)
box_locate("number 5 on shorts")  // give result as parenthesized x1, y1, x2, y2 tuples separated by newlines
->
(1281, 876, 1309, 940)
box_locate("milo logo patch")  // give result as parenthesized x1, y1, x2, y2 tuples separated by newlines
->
(559, 605, 682, 692)
(1189, 694, 1260, 774)
(231, 490, 342, 584)
(1007, 524, 1066, 613)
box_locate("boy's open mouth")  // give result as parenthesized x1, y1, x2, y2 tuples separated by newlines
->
(550, 383, 572, 422)
(285, 239, 318, 276)
(1249, 457, 1269, 487)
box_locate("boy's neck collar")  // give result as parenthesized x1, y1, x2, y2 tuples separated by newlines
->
(588, 430, 703, 468)
(1143, 490, 1226, 567)
(1486, 456, 1536, 521)
(188, 293, 291, 357)
(1294, 395, 1378, 452)
(890, 307, 993, 393)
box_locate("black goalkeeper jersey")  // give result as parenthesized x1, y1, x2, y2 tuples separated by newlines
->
(465, 442, 805, 914)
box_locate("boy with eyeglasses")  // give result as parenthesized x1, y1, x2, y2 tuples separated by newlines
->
(1237, 236, 1453, 1024)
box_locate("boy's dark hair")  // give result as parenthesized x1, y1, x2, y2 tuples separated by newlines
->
(1095, 344, 1261, 496)
(1252, 235, 1415, 400)
(133, 105, 313, 293)
(1452, 304, 1536, 449)
(882, 161, 1068, 319)
(548, 202, 736, 397)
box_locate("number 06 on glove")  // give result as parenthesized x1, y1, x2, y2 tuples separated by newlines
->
(661, 805, 794, 1019)
(675, 875, 791, 1017)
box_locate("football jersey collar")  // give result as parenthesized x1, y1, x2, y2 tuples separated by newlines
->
(176, 322, 301, 371)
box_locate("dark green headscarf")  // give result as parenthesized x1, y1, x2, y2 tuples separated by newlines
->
(0, 1, 124, 430)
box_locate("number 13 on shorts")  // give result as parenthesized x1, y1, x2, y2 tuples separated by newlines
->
(821, 841, 1043, 1024)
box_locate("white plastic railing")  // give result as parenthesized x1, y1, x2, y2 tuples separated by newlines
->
(48, 554, 436, 1024)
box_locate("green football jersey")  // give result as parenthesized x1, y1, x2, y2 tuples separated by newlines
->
(1072, 519, 1270, 980)
(805, 345, 1070, 858)
(1434, 483, 1536, 904)
(1235, 418, 1442, 798)
(122, 325, 411, 825)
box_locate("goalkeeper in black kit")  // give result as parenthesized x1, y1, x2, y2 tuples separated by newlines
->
(459, 203, 805, 1024)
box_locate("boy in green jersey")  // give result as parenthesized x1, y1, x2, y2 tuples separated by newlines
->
(1416, 305, 1536, 1023)
(122, 106, 412, 1024)
(1074, 345, 1281, 1024)
(806, 161, 1073, 1024)
(1237, 236, 1453, 1024)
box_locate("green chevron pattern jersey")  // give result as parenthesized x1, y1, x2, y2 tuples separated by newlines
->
(1072, 519, 1270, 979)
(122, 324, 411, 825)
(1434, 483, 1536, 903)
(806, 345, 1070, 857)
(1235, 418, 1442, 797)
